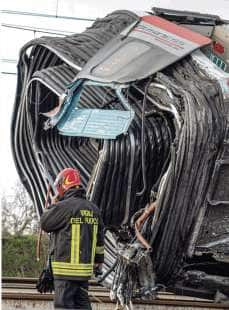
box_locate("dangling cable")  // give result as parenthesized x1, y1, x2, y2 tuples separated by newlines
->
(137, 78, 152, 196)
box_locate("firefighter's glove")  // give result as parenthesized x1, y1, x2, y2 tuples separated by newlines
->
(36, 268, 54, 293)
(94, 263, 103, 277)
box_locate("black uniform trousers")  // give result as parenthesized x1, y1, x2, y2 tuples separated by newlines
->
(54, 279, 92, 309)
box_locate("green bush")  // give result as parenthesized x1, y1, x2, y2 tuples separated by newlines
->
(2, 234, 49, 277)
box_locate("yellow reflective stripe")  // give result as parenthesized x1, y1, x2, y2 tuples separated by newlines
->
(53, 269, 92, 274)
(91, 224, 98, 263)
(52, 267, 92, 273)
(53, 271, 92, 276)
(71, 223, 76, 263)
(52, 262, 92, 270)
(53, 267, 92, 272)
(95, 246, 104, 254)
(53, 269, 92, 276)
(71, 223, 80, 264)
(52, 266, 92, 270)
(75, 224, 80, 263)
(52, 261, 92, 267)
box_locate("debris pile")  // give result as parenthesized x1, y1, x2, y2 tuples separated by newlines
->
(12, 9, 229, 304)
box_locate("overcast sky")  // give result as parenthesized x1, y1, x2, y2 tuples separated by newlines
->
(1, 0, 229, 196)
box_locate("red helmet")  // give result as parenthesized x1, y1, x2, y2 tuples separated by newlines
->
(54, 168, 81, 197)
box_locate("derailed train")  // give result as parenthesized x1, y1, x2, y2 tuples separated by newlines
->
(11, 7, 229, 305)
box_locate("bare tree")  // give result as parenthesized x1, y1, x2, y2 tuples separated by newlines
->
(2, 181, 38, 236)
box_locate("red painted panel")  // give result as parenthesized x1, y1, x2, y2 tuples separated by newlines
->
(143, 15, 211, 46)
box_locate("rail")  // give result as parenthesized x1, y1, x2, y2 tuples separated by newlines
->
(2, 277, 229, 309)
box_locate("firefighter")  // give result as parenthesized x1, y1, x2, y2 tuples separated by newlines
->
(41, 168, 104, 309)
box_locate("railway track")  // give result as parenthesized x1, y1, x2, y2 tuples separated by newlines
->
(2, 277, 229, 309)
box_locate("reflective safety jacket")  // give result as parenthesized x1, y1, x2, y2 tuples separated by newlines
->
(41, 187, 104, 281)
